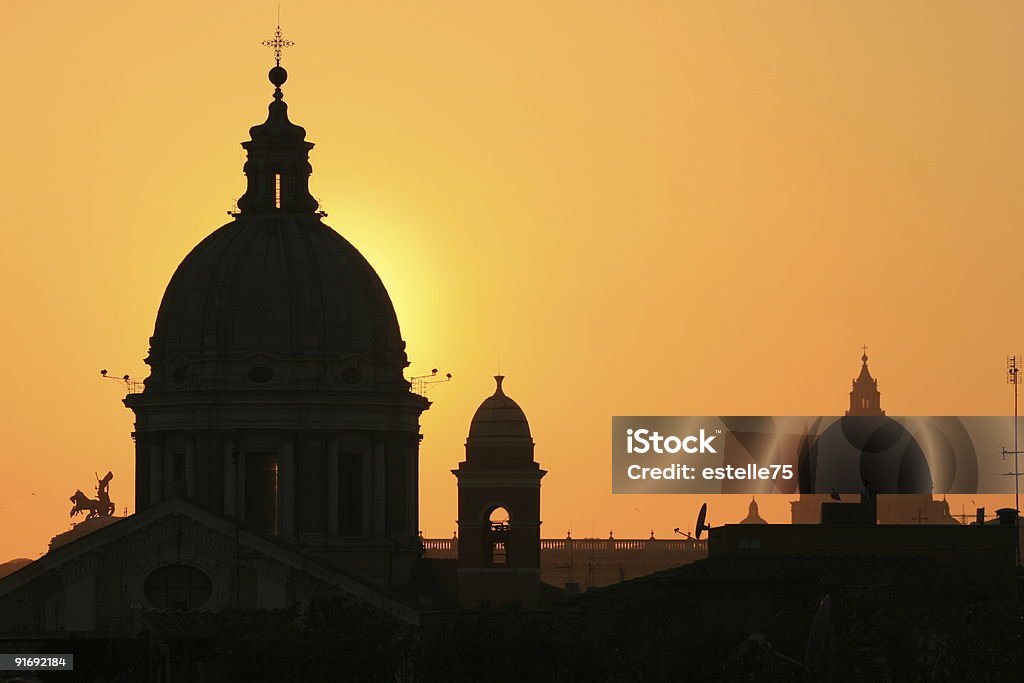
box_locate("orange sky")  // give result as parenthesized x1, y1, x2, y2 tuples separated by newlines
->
(2, 1, 1020, 559)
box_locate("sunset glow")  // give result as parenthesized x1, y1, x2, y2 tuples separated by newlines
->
(3, 1, 1021, 560)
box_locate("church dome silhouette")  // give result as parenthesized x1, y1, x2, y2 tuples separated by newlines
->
(144, 66, 408, 392)
(124, 38, 429, 589)
(801, 416, 933, 495)
(468, 376, 532, 442)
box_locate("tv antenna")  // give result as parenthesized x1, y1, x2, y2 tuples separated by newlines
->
(694, 502, 711, 540)
(410, 368, 453, 396)
(673, 528, 695, 541)
(1005, 356, 1022, 565)
(951, 502, 975, 525)
(99, 369, 144, 394)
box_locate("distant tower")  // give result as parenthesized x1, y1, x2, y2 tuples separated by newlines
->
(452, 376, 545, 607)
(847, 347, 884, 416)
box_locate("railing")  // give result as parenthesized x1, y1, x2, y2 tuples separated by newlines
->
(421, 538, 457, 551)
(539, 538, 707, 552)
(421, 537, 707, 554)
(107, 373, 432, 395)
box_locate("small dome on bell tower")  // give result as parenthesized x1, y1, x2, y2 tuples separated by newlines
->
(453, 375, 546, 607)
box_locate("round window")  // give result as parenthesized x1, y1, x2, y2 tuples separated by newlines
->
(248, 366, 274, 384)
(143, 564, 212, 610)
(341, 367, 362, 385)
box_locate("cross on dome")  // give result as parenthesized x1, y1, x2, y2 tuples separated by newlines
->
(262, 25, 294, 65)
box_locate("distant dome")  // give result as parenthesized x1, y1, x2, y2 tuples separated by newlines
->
(468, 376, 532, 441)
(801, 416, 933, 495)
(740, 498, 767, 524)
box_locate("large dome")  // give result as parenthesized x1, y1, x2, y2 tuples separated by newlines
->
(142, 64, 409, 393)
(125, 54, 428, 587)
(146, 216, 407, 391)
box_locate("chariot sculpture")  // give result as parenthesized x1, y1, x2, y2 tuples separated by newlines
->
(69, 471, 115, 520)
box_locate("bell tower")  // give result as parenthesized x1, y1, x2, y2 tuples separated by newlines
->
(452, 376, 545, 607)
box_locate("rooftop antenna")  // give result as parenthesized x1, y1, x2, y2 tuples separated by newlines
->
(951, 503, 974, 525)
(410, 368, 453, 396)
(673, 527, 695, 541)
(99, 369, 143, 394)
(1004, 356, 1022, 565)
(694, 502, 711, 540)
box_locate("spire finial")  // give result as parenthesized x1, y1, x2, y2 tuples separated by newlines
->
(861, 344, 869, 363)
(494, 375, 505, 396)
(262, 24, 294, 66)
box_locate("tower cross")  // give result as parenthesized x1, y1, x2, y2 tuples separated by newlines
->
(262, 25, 294, 65)
(861, 344, 868, 356)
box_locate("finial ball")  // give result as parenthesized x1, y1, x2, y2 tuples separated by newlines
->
(269, 65, 288, 87)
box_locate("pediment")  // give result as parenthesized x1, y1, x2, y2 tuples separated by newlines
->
(0, 497, 417, 625)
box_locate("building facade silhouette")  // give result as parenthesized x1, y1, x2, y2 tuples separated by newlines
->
(0, 53, 434, 640)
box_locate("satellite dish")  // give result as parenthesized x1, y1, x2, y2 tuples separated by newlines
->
(763, 592, 834, 672)
(694, 502, 710, 540)
(804, 594, 832, 672)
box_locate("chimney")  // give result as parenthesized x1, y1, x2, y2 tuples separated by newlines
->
(975, 507, 986, 525)
(995, 508, 1018, 526)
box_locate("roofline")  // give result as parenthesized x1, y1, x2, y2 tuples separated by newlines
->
(0, 497, 419, 625)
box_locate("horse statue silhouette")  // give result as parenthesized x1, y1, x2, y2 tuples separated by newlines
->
(69, 471, 115, 520)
